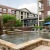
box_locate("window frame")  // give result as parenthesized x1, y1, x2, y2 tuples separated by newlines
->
(0, 8, 2, 12)
(8, 9, 11, 13)
(3, 8, 7, 13)
(47, 11, 50, 16)
(47, 0, 50, 6)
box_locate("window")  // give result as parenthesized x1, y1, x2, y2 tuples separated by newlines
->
(21, 12, 23, 15)
(12, 10, 15, 14)
(0, 8, 2, 12)
(3, 9, 6, 13)
(47, 0, 50, 6)
(47, 11, 50, 16)
(21, 16, 23, 19)
(8, 9, 11, 13)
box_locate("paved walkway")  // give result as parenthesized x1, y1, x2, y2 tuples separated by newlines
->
(33, 45, 50, 50)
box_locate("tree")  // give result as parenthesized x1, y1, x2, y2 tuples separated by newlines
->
(2, 14, 16, 30)
(2, 14, 16, 24)
(2, 14, 23, 27)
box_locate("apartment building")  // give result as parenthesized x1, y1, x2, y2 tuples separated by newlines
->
(38, 0, 50, 25)
(16, 8, 38, 26)
(0, 5, 16, 16)
(0, 5, 38, 26)
(16, 8, 37, 20)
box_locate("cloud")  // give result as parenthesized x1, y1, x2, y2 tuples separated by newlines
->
(18, 3, 37, 13)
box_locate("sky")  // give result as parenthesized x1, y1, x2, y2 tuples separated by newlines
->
(0, 0, 37, 13)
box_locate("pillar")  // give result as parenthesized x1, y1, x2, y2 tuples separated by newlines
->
(26, 13, 27, 18)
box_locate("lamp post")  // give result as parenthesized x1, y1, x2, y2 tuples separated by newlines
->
(37, 0, 39, 27)
(37, 0, 40, 37)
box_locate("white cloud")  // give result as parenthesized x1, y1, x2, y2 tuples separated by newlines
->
(18, 3, 37, 13)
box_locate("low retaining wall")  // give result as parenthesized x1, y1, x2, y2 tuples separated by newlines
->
(3, 27, 33, 31)
(0, 38, 50, 50)
(16, 27, 33, 31)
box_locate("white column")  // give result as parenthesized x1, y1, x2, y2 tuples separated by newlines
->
(20, 11, 21, 20)
(26, 13, 27, 18)
(23, 12, 25, 19)
(16, 11, 21, 20)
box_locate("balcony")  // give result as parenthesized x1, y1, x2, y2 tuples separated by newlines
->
(39, 0, 43, 3)
(39, 7, 44, 12)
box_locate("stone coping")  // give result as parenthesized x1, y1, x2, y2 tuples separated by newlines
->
(0, 38, 50, 50)
(23, 31, 38, 32)
(16, 38, 42, 49)
(0, 39, 17, 49)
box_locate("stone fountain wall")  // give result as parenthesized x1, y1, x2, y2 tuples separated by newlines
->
(0, 38, 50, 50)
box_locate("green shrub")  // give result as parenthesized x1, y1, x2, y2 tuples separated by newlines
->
(15, 19, 23, 27)
(2, 14, 16, 24)
(34, 26, 43, 30)
(2, 14, 23, 27)
(44, 16, 50, 23)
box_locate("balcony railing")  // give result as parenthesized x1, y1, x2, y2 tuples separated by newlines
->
(39, 7, 44, 12)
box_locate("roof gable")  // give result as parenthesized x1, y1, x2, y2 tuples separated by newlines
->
(20, 8, 31, 12)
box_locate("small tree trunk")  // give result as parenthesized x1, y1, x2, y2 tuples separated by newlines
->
(0, 16, 3, 35)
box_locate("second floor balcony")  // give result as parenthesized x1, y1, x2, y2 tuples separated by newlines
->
(39, 0, 43, 3)
(39, 7, 44, 12)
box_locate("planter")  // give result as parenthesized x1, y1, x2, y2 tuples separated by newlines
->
(14, 29, 23, 34)
(7, 31, 15, 35)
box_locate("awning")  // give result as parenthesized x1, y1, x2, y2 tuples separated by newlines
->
(44, 22, 50, 25)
